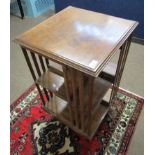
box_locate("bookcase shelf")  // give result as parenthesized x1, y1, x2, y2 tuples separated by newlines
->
(43, 96, 110, 139)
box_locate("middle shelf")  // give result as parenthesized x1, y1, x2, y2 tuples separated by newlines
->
(36, 70, 112, 109)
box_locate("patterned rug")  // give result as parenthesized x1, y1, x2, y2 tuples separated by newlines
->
(10, 84, 143, 155)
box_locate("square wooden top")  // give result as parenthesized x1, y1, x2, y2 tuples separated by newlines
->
(15, 6, 138, 77)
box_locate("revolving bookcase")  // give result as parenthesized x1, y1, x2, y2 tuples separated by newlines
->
(15, 6, 138, 140)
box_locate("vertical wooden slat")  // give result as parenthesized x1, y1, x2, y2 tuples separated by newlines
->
(78, 71, 85, 131)
(30, 51, 50, 101)
(116, 42, 126, 82)
(21, 47, 46, 105)
(115, 38, 131, 88)
(109, 43, 125, 103)
(44, 57, 53, 99)
(38, 55, 53, 100)
(62, 66, 74, 123)
(38, 55, 46, 72)
(115, 40, 128, 86)
(70, 68, 79, 128)
(87, 76, 94, 135)
(116, 36, 132, 87)
(22, 48, 36, 80)
(45, 58, 49, 67)
(30, 52, 41, 76)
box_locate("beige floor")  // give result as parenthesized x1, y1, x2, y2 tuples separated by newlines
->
(10, 11, 144, 155)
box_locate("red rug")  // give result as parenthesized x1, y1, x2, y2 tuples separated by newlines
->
(10, 84, 143, 155)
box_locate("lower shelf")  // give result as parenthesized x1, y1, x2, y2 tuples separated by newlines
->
(89, 100, 110, 139)
(44, 95, 70, 120)
(43, 96, 110, 140)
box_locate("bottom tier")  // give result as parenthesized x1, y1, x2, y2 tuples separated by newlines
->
(43, 96, 110, 140)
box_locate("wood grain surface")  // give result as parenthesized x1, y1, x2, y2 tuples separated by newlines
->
(15, 6, 138, 77)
